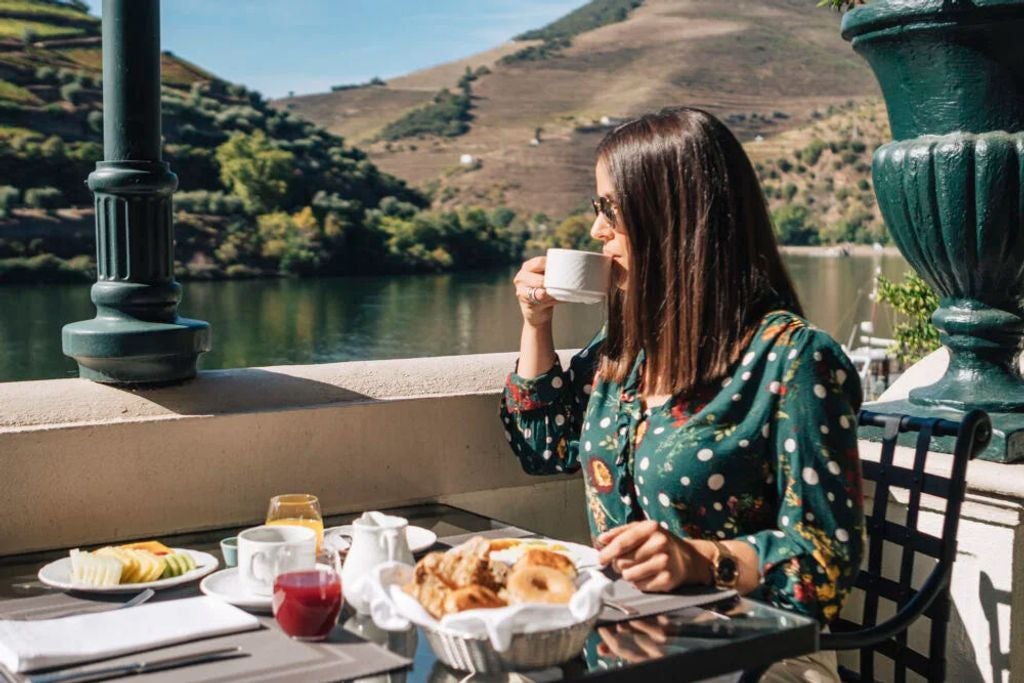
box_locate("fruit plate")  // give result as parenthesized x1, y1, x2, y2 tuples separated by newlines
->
(38, 548, 218, 593)
(487, 538, 600, 570)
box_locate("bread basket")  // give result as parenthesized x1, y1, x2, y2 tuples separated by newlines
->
(365, 560, 609, 674)
(421, 614, 598, 673)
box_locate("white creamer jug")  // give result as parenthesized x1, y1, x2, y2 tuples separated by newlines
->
(342, 511, 413, 613)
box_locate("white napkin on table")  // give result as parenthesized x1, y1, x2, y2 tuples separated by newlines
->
(0, 596, 260, 673)
(364, 562, 611, 652)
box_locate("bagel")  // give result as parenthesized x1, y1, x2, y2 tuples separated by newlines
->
(488, 538, 522, 552)
(443, 585, 507, 614)
(513, 548, 577, 579)
(506, 564, 575, 605)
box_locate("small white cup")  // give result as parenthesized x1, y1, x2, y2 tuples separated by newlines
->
(237, 525, 316, 596)
(544, 248, 611, 304)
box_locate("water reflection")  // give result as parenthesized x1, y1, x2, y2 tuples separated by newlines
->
(0, 253, 909, 382)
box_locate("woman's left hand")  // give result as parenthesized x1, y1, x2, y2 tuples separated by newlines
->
(596, 521, 712, 592)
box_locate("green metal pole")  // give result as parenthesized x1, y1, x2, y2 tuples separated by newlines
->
(62, 0, 210, 384)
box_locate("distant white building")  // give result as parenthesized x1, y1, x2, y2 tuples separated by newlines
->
(459, 154, 475, 167)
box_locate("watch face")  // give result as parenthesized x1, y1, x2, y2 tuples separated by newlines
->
(717, 556, 739, 584)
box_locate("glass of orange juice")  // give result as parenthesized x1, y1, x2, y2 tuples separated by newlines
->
(266, 494, 324, 551)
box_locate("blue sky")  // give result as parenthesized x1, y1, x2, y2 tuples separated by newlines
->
(82, 1, 583, 99)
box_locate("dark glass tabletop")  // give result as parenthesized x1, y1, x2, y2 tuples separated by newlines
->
(0, 504, 819, 682)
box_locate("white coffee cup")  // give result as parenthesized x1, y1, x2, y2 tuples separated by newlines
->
(544, 248, 611, 304)
(237, 525, 316, 596)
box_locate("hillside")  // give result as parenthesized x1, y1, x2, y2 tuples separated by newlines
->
(282, 0, 881, 219)
(0, 0, 534, 283)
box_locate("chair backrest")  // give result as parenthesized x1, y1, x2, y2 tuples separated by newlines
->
(822, 408, 991, 682)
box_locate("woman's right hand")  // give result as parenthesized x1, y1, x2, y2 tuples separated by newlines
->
(514, 256, 559, 327)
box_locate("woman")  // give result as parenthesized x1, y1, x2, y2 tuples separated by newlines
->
(499, 107, 864, 682)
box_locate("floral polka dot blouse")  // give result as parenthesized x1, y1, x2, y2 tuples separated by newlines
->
(500, 310, 866, 624)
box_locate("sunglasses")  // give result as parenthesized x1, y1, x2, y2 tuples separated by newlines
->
(591, 195, 618, 224)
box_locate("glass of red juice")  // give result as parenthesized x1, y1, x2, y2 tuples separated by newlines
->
(272, 567, 343, 640)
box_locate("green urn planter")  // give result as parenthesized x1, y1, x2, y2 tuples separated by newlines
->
(843, 0, 1024, 461)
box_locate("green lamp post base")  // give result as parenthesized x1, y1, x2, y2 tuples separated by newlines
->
(861, 398, 1024, 463)
(62, 316, 211, 385)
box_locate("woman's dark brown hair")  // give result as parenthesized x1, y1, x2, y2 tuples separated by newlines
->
(597, 106, 802, 394)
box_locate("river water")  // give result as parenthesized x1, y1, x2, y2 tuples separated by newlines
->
(0, 253, 910, 382)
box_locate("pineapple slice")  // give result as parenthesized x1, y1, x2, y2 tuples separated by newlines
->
(93, 547, 166, 583)
(94, 547, 140, 582)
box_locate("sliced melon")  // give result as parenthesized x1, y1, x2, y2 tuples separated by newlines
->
(69, 549, 122, 587)
(160, 552, 197, 578)
(120, 540, 173, 556)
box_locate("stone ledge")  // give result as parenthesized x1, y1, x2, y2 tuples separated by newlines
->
(0, 351, 583, 556)
(0, 350, 582, 432)
(857, 437, 1024, 506)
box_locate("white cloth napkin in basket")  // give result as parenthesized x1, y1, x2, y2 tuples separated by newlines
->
(361, 562, 611, 652)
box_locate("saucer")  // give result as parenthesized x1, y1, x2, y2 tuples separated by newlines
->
(323, 524, 438, 555)
(200, 567, 272, 612)
(545, 287, 605, 305)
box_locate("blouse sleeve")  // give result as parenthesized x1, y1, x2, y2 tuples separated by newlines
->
(499, 331, 602, 476)
(740, 329, 866, 625)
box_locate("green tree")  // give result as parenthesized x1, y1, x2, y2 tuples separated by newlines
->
(0, 186, 20, 218)
(215, 130, 294, 213)
(876, 272, 942, 364)
(772, 204, 819, 245)
(550, 214, 600, 250)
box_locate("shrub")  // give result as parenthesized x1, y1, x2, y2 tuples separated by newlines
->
(857, 178, 871, 191)
(174, 190, 245, 215)
(40, 136, 65, 159)
(778, 158, 793, 173)
(772, 204, 819, 246)
(60, 82, 84, 105)
(0, 186, 19, 217)
(24, 187, 64, 212)
(87, 110, 104, 133)
(378, 89, 472, 140)
(802, 138, 827, 165)
(0, 254, 92, 283)
(877, 272, 941, 364)
(783, 183, 798, 201)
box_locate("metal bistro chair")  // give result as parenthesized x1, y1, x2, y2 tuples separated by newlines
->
(822, 408, 992, 682)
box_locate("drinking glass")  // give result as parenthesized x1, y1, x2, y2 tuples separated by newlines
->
(272, 564, 342, 641)
(266, 494, 324, 551)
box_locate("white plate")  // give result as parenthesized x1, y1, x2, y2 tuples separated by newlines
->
(199, 567, 271, 612)
(487, 537, 600, 570)
(323, 525, 438, 555)
(38, 548, 218, 593)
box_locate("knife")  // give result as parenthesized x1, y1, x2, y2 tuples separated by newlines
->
(26, 647, 249, 683)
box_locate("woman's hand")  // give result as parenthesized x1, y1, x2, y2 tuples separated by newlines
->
(596, 521, 713, 592)
(514, 256, 559, 327)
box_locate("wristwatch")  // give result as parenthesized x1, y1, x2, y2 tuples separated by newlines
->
(710, 539, 739, 589)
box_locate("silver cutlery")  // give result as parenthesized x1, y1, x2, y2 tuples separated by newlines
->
(603, 598, 640, 617)
(25, 647, 249, 683)
(7, 589, 155, 622)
